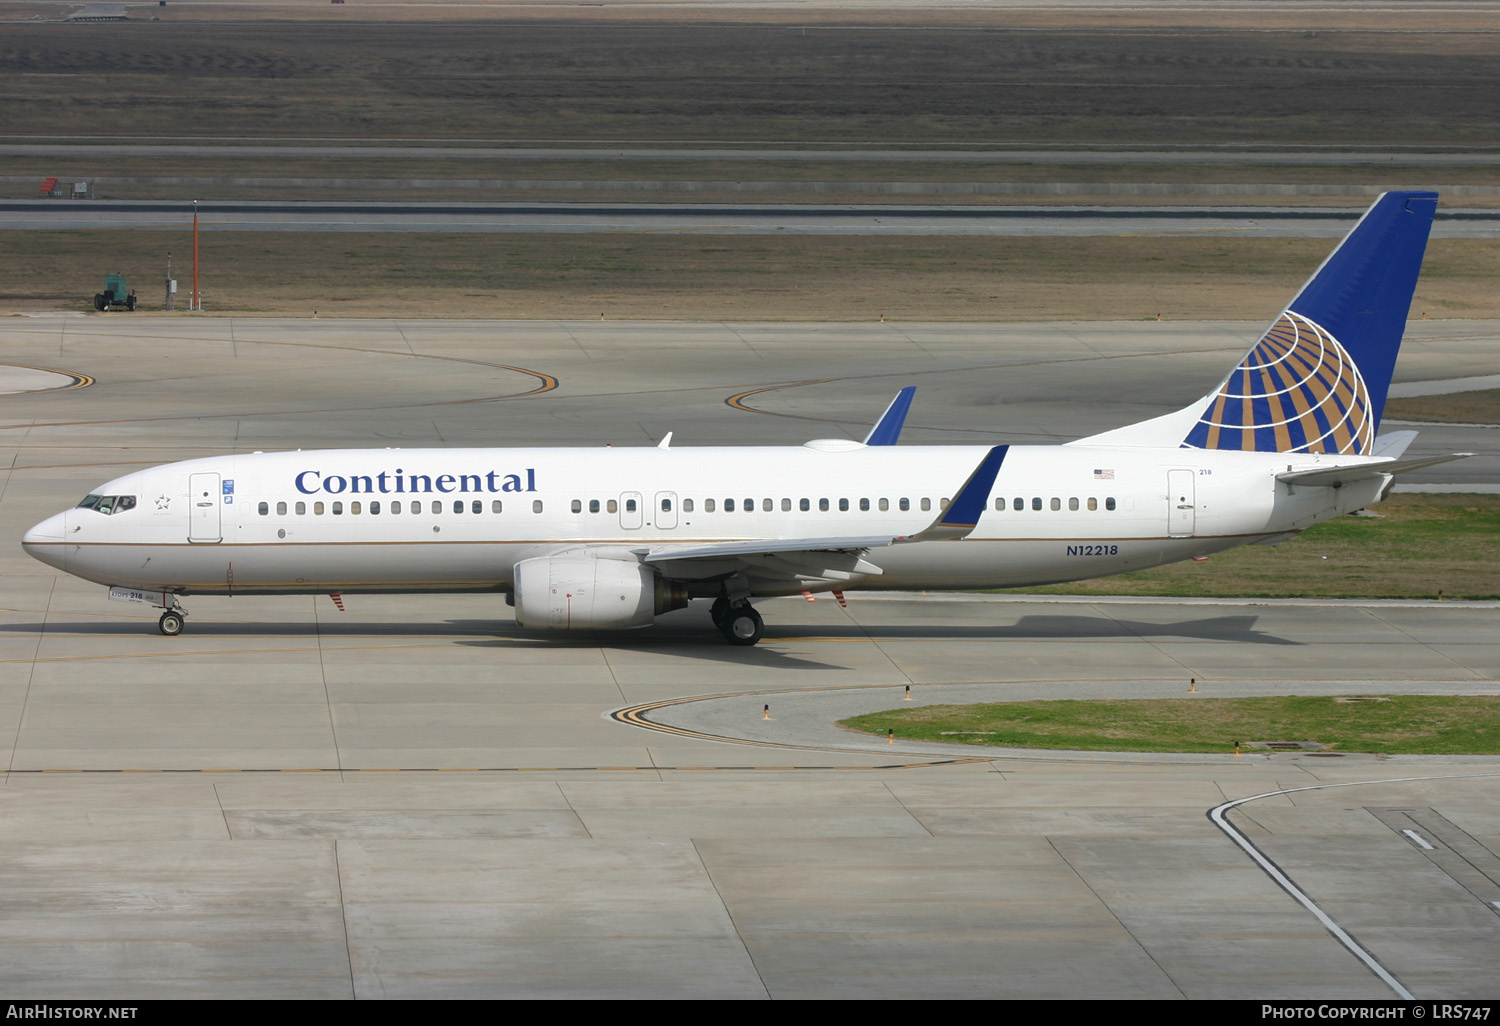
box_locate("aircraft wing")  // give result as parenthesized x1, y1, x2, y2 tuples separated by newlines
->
(1276, 452, 1471, 489)
(863, 387, 916, 445)
(641, 445, 1010, 582)
(643, 537, 893, 583)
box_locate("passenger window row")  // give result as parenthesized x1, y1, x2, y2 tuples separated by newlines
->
(256, 494, 1118, 519)
(994, 496, 1117, 512)
(255, 496, 961, 517)
(258, 498, 516, 516)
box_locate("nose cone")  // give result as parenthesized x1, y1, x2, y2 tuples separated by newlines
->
(22, 512, 68, 569)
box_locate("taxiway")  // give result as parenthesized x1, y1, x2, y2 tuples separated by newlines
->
(1, 316, 1497, 999)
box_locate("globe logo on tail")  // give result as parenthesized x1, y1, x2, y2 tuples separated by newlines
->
(1183, 310, 1373, 455)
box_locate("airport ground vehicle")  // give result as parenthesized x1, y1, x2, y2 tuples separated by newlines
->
(92, 273, 137, 311)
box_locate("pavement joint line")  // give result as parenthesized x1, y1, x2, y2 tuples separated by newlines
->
(1205, 771, 1500, 1000)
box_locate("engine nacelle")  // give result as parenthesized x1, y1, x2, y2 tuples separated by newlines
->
(512, 557, 688, 630)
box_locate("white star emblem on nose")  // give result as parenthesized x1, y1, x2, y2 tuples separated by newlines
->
(155, 494, 171, 510)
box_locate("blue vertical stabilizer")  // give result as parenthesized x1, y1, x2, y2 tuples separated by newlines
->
(1181, 191, 1437, 455)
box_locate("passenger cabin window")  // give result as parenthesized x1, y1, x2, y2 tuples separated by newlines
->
(370, 501, 381, 515)
(920, 498, 931, 512)
(860, 498, 870, 512)
(1088, 498, 1098, 511)
(879, 498, 889, 512)
(819, 499, 830, 512)
(296, 501, 306, 515)
(899, 498, 909, 512)
(351, 501, 362, 515)
(314, 501, 325, 516)
(1050, 498, 1061, 511)
(1032, 497, 1042, 511)
(1013, 497, 1023, 511)
(684, 499, 695, 513)
(1069, 498, 1079, 511)
(258, 502, 269, 516)
(533, 500, 543, 513)
(762, 498, 772, 512)
(1106, 497, 1117, 511)
(705, 498, 716, 513)
(332, 502, 343, 516)
(277, 501, 288, 516)
(572, 500, 582, 514)
(493, 500, 503, 513)
(589, 499, 600, 514)
(800, 499, 810, 512)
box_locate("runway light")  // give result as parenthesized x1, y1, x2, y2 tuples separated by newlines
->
(888, 728, 895, 745)
(1189, 678, 1197, 692)
(904, 685, 911, 701)
(763, 704, 770, 721)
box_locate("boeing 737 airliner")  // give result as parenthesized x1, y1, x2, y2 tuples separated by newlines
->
(22, 191, 1467, 644)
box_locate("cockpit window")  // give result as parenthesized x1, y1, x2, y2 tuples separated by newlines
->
(76, 494, 136, 515)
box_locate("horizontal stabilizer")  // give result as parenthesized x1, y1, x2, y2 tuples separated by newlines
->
(1277, 452, 1471, 489)
(1371, 430, 1418, 459)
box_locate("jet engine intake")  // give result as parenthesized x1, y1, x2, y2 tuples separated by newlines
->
(512, 557, 688, 630)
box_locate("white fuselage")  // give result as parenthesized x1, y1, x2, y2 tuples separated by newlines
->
(21, 441, 1389, 598)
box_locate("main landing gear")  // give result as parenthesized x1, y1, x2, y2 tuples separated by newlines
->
(156, 601, 188, 636)
(710, 594, 764, 647)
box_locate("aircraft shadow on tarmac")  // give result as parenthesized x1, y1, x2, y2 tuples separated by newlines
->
(5, 612, 1296, 650)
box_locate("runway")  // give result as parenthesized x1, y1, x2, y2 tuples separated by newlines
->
(1, 316, 1498, 998)
(6, 199, 1500, 237)
(9, 142, 1500, 165)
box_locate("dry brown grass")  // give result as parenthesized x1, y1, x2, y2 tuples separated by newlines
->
(1385, 389, 1500, 425)
(7, 231, 1498, 321)
(4, 17, 1498, 146)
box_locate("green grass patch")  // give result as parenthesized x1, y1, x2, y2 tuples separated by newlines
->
(1020, 494, 1500, 601)
(842, 696, 1500, 755)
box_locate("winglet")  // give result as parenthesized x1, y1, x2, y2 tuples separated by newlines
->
(904, 445, 1008, 542)
(863, 387, 916, 446)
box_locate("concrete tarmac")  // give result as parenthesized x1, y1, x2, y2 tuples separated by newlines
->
(1, 316, 1498, 999)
